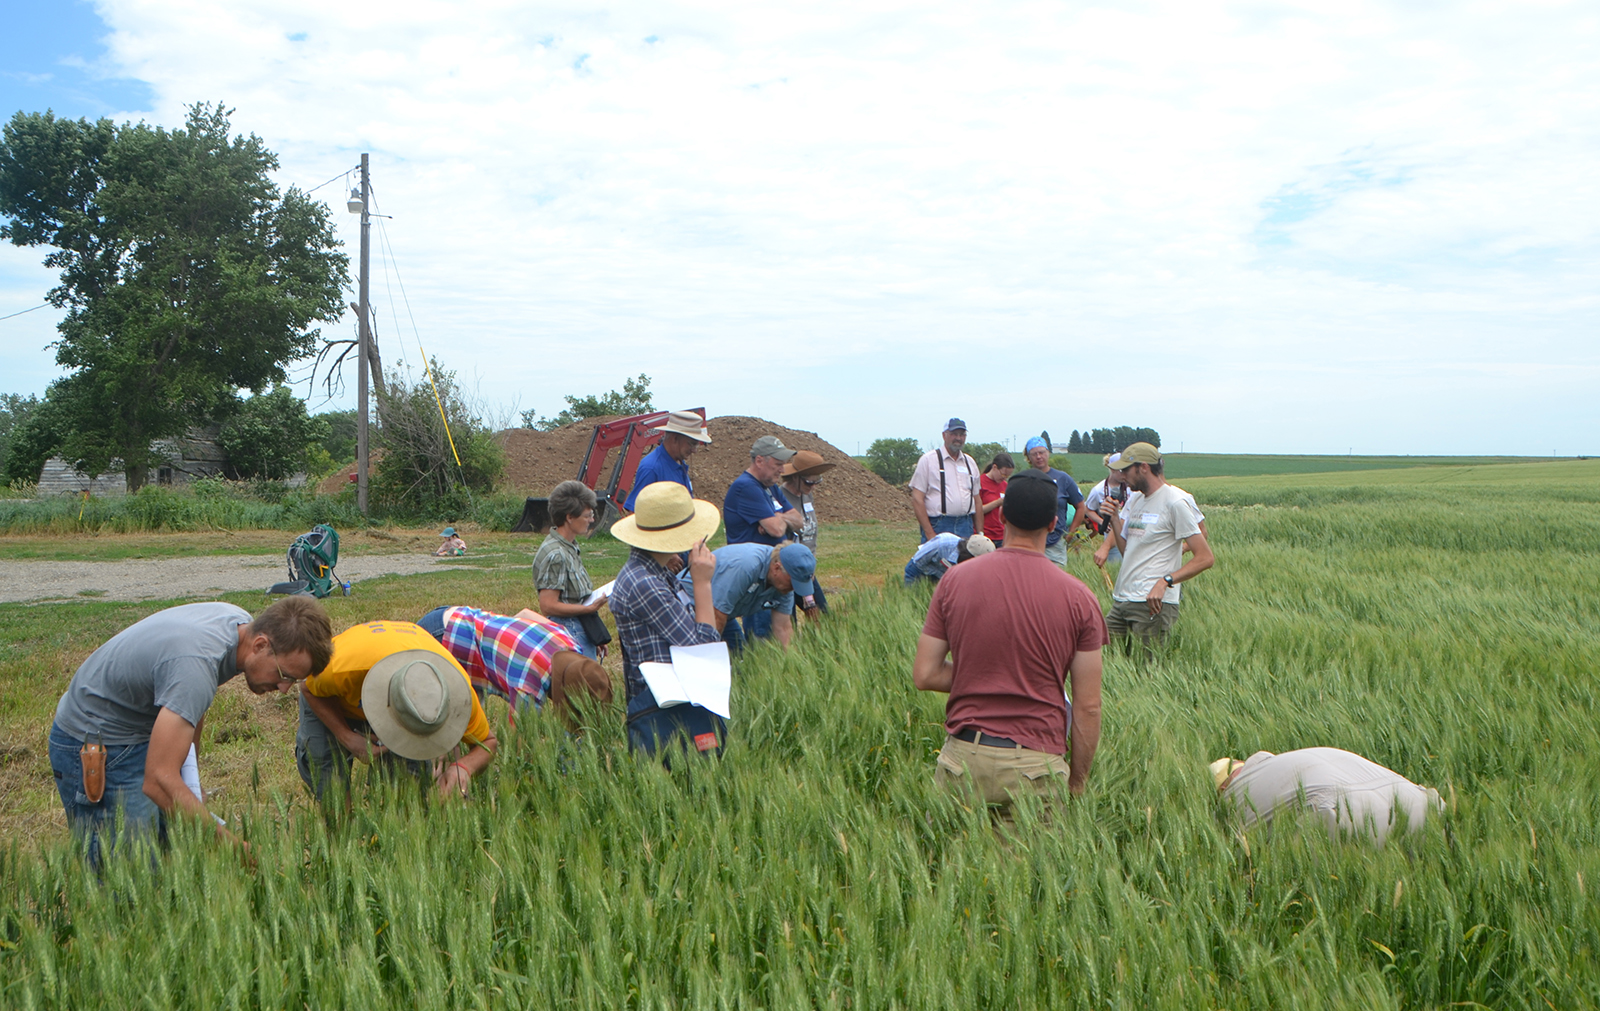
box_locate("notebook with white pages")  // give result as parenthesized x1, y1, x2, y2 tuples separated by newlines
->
(637, 641, 732, 719)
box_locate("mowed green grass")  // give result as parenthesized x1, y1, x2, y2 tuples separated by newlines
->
(2, 461, 1598, 1009)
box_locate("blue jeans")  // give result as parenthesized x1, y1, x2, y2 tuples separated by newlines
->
(625, 690, 726, 767)
(555, 616, 599, 659)
(49, 723, 164, 867)
(295, 692, 430, 802)
(417, 605, 448, 641)
(904, 553, 948, 586)
(921, 514, 973, 543)
(722, 607, 780, 653)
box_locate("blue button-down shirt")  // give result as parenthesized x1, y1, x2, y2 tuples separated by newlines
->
(677, 543, 793, 620)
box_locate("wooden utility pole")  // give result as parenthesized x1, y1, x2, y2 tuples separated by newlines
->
(356, 153, 371, 515)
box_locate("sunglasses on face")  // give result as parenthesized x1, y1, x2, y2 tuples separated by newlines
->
(803, 478, 822, 486)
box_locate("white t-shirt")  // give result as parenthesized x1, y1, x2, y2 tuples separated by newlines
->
(1223, 748, 1443, 847)
(1112, 484, 1202, 603)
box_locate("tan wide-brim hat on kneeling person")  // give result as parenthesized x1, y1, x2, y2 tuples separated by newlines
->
(361, 649, 474, 761)
(611, 482, 721, 553)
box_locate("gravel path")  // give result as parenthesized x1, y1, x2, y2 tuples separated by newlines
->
(0, 553, 473, 604)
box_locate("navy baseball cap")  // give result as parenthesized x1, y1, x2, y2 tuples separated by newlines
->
(777, 543, 816, 596)
(943, 418, 967, 433)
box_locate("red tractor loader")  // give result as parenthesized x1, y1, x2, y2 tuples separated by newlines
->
(511, 408, 707, 535)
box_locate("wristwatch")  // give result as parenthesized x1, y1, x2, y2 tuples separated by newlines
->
(1162, 574, 1176, 587)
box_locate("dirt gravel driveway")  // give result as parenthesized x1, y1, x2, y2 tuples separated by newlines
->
(0, 553, 471, 604)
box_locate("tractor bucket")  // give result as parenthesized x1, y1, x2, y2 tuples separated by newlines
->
(590, 497, 620, 536)
(513, 497, 551, 533)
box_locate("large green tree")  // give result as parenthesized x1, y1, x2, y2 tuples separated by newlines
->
(865, 437, 921, 485)
(217, 385, 330, 480)
(0, 103, 348, 491)
(0, 393, 40, 483)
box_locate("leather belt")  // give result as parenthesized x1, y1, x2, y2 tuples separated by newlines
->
(952, 727, 1017, 749)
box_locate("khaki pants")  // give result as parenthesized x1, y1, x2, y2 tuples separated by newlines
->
(934, 735, 1069, 826)
(1105, 598, 1180, 647)
(1043, 538, 1069, 566)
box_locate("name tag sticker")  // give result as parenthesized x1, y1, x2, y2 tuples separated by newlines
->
(1142, 513, 1160, 525)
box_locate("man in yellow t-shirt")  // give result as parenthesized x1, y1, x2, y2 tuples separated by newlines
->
(295, 620, 498, 801)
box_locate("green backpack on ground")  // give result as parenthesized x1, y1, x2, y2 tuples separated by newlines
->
(273, 524, 342, 598)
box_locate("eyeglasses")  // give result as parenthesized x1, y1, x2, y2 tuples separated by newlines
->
(269, 650, 302, 685)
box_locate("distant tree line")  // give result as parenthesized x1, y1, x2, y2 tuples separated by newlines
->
(1068, 427, 1161, 454)
(522, 374, 653, 430)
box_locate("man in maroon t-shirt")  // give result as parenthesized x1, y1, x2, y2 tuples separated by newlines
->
(913, 469, 1107, 822)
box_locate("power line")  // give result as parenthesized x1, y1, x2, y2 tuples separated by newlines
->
(0, 303, 50, 323)
(301, 163, 361, 197)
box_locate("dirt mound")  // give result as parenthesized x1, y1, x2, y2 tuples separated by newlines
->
(315, 449, 386, 496)
(497, 416, 912, 524)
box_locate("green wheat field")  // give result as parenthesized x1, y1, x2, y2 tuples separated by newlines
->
(1, 459, 1597, 1009)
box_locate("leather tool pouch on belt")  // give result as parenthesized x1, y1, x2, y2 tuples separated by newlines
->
(80, 735, 107, 804)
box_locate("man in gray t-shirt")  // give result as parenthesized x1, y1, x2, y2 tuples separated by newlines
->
(1211, 747, 1444, 847)
(49, 597, 332, 863)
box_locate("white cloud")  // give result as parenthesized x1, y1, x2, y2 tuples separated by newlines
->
(1, 0, 1593, 453)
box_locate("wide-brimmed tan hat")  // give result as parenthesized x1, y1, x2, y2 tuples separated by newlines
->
(781, 450, 836, 479)
(650, 410, 711, 444)
(611, 482, 721, 552)
(361, 649, 474, 761)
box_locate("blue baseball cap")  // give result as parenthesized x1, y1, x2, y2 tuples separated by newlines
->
(943, 418, 968, 433)
(777, 543, 816, 597)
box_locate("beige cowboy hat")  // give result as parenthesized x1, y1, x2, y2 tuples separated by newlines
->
(650, 410, 711, 444)
(611, 481, 721, 552)
(361, 649, 474, 761)
(781, 450, 837, 479)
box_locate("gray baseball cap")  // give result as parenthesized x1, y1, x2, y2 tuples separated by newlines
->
(751, 435, 797, 461)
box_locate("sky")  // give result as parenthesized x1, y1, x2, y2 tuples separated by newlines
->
(1, 0, 1596, 456)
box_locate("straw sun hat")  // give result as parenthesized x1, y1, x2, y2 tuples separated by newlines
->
(611, 482, 721, 553)
(361, 650, 474, 761)
(1210, 757, 1243, 791)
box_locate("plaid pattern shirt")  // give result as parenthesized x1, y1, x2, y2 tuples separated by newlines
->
(531, 532, 594, 604)
(439, 606, 578, 709)
(611, 549, 721, 703)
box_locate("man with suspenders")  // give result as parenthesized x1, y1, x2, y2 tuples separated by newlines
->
(909, 418, 982, 543)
